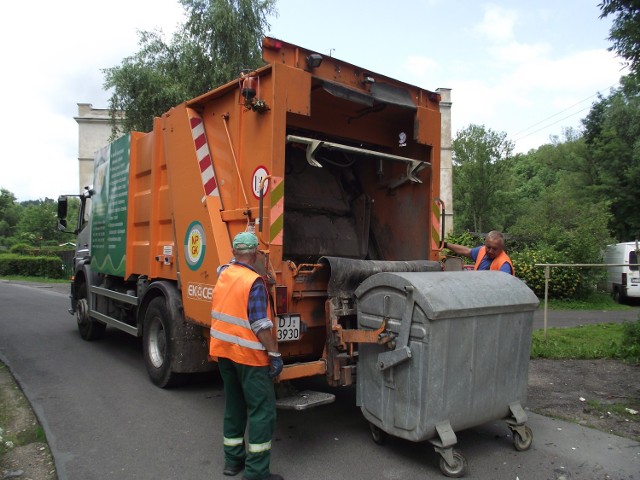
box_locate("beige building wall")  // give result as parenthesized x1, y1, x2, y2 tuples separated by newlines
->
(74, 103, 122, 193)
(436, 88, 453, 236)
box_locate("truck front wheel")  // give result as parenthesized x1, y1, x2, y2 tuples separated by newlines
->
(143, 297, 185, 388)
(76, 283, 106, 341)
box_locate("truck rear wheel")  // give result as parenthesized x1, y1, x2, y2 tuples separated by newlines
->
(143, 296, 185, 388)
(76, 283, 106, 341)
(613, 288, 624, 304)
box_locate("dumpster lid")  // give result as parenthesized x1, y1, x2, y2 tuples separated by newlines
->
(355, 271, 539, 320)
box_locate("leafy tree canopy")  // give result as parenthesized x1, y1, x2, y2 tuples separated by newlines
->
(103, 0, 277, 134)
(582, 75, 640, 240)
(600, 0, 640, 76)
(0, 188, 20, 238)
(451, 124, 514, 233)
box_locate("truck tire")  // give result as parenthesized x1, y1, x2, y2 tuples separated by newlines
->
(143, 296, 185, 388)
(76, 283, 106, 341)
(613, 288, 624, 304)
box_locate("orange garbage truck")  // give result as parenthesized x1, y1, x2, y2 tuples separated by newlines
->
(58, 37, 538, 477)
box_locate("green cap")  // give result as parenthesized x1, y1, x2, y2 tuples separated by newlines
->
(233, 231, 258, 250)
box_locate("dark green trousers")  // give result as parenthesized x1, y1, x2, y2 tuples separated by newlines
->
(218, 357, 276, 480)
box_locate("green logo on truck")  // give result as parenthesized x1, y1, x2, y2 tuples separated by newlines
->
(184, 221, 206, 270)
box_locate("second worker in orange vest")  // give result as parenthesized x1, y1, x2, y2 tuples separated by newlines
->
(444, 230, 514, 275)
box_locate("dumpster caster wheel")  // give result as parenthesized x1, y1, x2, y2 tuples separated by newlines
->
(439, 449, 468, 478)
(369, 422, 387, 445)
(513, 425, 533, 451)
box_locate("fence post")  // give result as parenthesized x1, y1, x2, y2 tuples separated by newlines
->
(544, 265, 550, 340)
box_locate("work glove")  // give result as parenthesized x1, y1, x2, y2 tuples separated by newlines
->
(268, 352, 283, 378)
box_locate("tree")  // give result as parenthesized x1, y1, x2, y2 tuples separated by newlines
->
(582, 75, 640, 240)
(600, 0, 640, 76)
(0, 189, 21, 241)
(15, 199, 61, 245)
(103, 0, 277, 134)
(451, 124, 514, 233)
(507, 134, 614, 252)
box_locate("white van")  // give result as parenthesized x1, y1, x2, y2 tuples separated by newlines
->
(603, 242, 640, 302)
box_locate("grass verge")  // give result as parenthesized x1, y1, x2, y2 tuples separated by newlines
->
(531, 320, 640, 362)
(0, 275, 68, 284)
(532, 323, 623, 359)
(585, 399, 640, 420)
(545, 291, 633, 311)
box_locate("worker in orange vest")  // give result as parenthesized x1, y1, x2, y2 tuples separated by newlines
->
(210, 231, 284, 480)
(444, 230, 514, 275)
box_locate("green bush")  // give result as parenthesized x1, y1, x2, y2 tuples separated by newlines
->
(9, 243, 31, 255)
(8, 244, 72, 257)
(510, 246, 581, 299)
(446, 231, 482, 247)
(618, 320, 640, 363)
(0, 254, 66, 279)
(444, 231, 482, 265)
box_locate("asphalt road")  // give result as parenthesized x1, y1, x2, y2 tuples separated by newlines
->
(1, 280, 639, 480)
(533, 303, 640, 330)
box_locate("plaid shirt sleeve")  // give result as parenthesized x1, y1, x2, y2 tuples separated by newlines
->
(247, 279, 269, 325)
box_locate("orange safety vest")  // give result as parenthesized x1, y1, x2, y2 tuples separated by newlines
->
(209, 263, 270, 367)
(474, 246, 515, 275)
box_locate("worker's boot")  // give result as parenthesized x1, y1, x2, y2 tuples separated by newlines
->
(223, 463, 245, 476)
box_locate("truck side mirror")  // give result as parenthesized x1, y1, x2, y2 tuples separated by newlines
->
(57, 196, 68, 220)
(57, 196, 69, 232)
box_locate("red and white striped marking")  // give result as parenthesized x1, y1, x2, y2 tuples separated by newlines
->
(189, 115, 219, 198)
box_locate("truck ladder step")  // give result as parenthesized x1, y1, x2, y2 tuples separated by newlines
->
(275, 390, 335, 411)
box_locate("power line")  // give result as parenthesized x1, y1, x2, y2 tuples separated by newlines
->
(512, 105, 592, 143)
(510, 82, 619, 140)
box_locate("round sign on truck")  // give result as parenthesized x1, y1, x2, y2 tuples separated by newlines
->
(252, 166, 269, 199)
(184, 221, 206, 270)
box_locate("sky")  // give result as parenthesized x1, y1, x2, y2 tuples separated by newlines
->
(0, 0, 627, 202)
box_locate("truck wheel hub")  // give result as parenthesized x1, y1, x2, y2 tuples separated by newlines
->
(76, 298, 89, 324)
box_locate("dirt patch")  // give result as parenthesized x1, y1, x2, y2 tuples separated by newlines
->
(0, 365, 56, 480)
(528, 358, 640, 441)
(1, 443, 55, 480)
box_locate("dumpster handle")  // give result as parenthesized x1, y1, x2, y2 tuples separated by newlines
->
(376, 286, 414, 370)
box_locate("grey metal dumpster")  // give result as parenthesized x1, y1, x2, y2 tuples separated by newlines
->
(355, 271, 539, 477)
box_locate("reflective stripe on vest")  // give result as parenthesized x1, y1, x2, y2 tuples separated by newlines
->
(212, 310, 251, 329)
(210, 327, 266, 351)
(248, 440, 272, 453)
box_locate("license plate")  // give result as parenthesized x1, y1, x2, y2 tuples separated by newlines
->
(277, 314, 301, 342)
